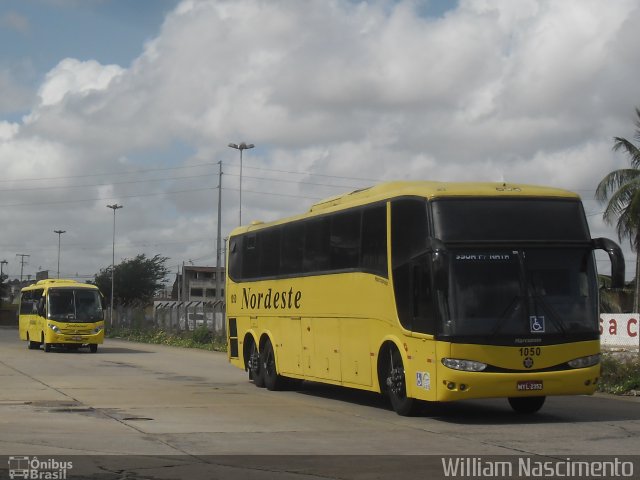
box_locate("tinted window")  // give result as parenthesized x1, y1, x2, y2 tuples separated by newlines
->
(260, 228, 280, 277)
(304, 217, 330, 272)
(281, 223, 304, 274)
(242, 234, 259, 278)
(362, 205, 387, 276)
(392, 199, 428, 267)
(391, 199, 430, 332)
(432, 198, 590, 242)
(330, 211, 361, 270)
(228, 202, 389, 281)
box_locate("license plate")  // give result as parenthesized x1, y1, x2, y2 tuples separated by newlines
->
(69, 336, 83, 341)
(517, 380, 543, 391)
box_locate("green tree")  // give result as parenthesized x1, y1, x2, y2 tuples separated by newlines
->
(596, 107, 640, 312)
(93, 254, 169, 306)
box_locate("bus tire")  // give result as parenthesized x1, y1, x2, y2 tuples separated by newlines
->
(248, 341, 265, 388)
(508, 396, 546, 414)
(43, 342, 51, 353)
(383, 346, 419, 416)
(89, 344, 98, 353)
(26, 335, 39, 350)
(261, 339, 283, 391)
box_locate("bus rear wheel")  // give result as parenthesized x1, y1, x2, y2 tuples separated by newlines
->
(384, 347, 418, 416)
(508, 396, 546, 414)
(248, 341, 265, 388)
(261, 339, 283, 391)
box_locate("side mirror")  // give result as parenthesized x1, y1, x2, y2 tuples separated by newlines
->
(592, 237, 625, 289)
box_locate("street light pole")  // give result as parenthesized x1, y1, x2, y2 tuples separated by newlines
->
(54, 230, 66, 279)
(106, 204, 123, 326)
(228, 142, 254, 225)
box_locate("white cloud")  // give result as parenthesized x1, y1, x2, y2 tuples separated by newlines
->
(36, 58, 124, 107)
(1, 0, 640, 281)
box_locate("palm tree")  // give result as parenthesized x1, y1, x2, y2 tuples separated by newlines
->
(596, 107, 640, 312)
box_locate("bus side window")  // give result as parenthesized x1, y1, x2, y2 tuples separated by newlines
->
(304, 217, 330, 273)
(280, 223, 304, 275)
(362, 205, 388, 277)
(20, 291, 32, 315)
(242, 234, 259, 278)
(330, 211, 361, 270)
(391, 199, 435, 333)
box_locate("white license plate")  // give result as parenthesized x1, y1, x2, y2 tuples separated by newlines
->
(517, 380, 543, 391)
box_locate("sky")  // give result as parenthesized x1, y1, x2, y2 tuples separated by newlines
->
(0, 0, 639, 286)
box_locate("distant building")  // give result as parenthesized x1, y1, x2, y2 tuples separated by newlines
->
(36, 270, 49, 281)
(172, 265, 225, 302)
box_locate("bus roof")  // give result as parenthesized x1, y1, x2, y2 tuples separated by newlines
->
(20, 279, 99, 292)
(230, 181, 580, 235)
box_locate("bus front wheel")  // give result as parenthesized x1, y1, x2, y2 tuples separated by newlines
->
(508, 396, 546, 414)
(26, 335, 39, 350)
(89, 344, 98, 353)
(384, 347, 419, 416)
(261, 339, 283, 391)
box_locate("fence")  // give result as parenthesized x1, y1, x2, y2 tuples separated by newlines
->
(107, 301, 226, 337)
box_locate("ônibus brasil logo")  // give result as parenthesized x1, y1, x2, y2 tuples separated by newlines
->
(8, 456, 73, 480)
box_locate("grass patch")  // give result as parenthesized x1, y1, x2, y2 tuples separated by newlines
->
(106, 326, 227, 352)
(598, 353, 640, 395)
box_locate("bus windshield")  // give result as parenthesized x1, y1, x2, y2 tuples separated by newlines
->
(48, 289, 103, 323)
(430, 198, 598, 344)
(440, 248, 598, 342)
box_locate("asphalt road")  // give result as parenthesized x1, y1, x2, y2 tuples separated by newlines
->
(0, 326, 638, 479)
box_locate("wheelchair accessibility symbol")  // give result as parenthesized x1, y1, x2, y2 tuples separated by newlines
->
(530, 316, 545, 333)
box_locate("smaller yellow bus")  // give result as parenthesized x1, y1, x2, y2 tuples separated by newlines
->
(18, 279, 105, 353)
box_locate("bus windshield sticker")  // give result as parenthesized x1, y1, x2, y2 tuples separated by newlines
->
(529, 316, 545, 333)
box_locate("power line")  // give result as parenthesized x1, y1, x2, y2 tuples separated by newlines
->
(0, 161, 220, 185)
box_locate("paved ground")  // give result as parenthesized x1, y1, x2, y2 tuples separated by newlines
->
(0, 326, 638, 478)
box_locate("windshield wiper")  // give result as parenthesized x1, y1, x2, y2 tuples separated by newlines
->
(490, 295, 525, 336)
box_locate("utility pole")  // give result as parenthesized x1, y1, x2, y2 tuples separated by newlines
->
(16, 254, 29, 282)
(216, 161, 223, 303)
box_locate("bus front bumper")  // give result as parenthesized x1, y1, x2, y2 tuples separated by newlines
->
(432, 365, 600, 402)
(45, 331, 104, 346)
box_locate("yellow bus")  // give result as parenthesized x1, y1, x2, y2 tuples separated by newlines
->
(225, 181, 624, 415)
(18, 279, 105, 353)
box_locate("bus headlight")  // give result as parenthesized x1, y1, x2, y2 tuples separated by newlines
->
(442, 358, 487, 372)
(568, 354, 600, 369)
(47, 324, 60, 333)
(92, 326, 103, 334)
